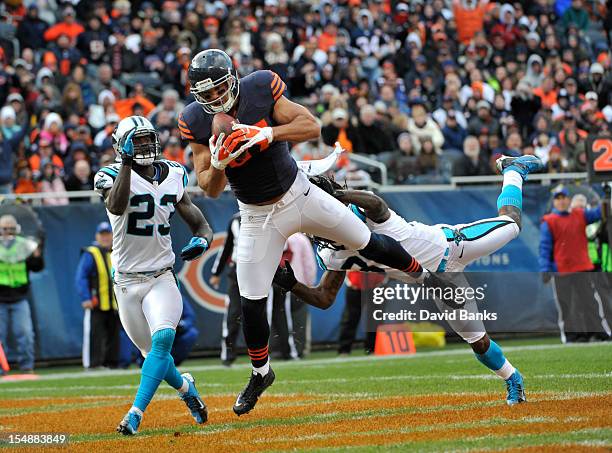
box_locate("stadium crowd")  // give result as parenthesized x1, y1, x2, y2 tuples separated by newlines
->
(1, 0, 611, 197)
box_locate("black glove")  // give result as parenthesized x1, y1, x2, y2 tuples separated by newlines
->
(542, 272, 552, 284)
(309, 175, 341, 197)
(273, 260, 298, 292)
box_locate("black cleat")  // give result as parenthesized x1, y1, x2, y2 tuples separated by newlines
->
(232, 368, 275, 416)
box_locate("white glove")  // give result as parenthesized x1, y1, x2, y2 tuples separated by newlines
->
(231, 123, 274, 154)
(209, 132, 228, 170)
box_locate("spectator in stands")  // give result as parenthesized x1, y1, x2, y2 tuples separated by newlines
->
(93, 113, 119, 149)
(0, 106, 20, 140)
(39, 162, 68, 206)
(0, 116, 27, 194)
(0, 215, 44, 374)
(389, 132, 419, 184)
(91, 64, 125, 99)
(114, 83, 155, 118)
(76, 16, 109, 65)
(149, 89, 183, 125)
(6, 93, 27, 127)
(539, 186, 610, 343)
(162, 136, 185, 165)
(43, 5, 84, 44)
(29, 137, 64, 180)
(585, 63, 612, 109)
(16, 4, 48, 51)
(561, 0, 589, 32)
(491, 4, 520, 47)
(74, 222, 119, 369)
(65, 159, 94, 195)
(406, 101, 445, 154)
(468, 100, 500, 137)
(453, 0, 486, 45)
(511, 81, 542, 139)
(416, 137, 442, 180)
(442, 110, 467, 153)
(355, 104, 393, 155)
(521, 55, 544, 88)
(40, 112, 69, 157)
(14, 165, 39, 195)
(321, 108, 360, 153)
(454, 136, 491, 177)
(533, 77, 558, 109)
(61, 82, 86, 118)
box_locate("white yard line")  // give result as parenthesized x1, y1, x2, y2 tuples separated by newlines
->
(1, 342, 609, 384)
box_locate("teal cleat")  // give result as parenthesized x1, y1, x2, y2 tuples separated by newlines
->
(117, 410, 142, 435)
(496, 155, 544, 180)
(505, 370, 527, 406)
(179, 373, 208, 424)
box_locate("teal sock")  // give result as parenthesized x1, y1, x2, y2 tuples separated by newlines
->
(496, 185, 522, 211)
(164, 361, 183, 390)
(133, 328, 176, 412)
(475, 340, 505, 371)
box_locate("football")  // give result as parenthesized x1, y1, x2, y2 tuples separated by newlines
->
(211, 112, 235, 138)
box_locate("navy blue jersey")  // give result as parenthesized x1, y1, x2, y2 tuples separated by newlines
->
(179, 70, 298, 204)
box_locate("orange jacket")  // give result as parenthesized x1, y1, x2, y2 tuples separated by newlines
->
(318, 32, 337, 52)
(43, 22, 85, 41)
(115, 96, 156, 119)
(533, 87, 558, 109)
(453, 1, 485, 44)
(29, 154, 64, 174)
(14, 179, 40, 194)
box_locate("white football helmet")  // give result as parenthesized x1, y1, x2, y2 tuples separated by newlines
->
(112, 116, 161, 166)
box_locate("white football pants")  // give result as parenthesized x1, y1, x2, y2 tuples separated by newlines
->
(237, 171, 371, 299)
(114, 270, 182, 357)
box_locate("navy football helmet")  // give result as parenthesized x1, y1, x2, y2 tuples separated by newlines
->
(188, 49, 239, 114)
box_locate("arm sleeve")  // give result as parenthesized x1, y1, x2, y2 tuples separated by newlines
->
(43, 24, 60, 42)
(174, 164, 188, 202)
(75, 252, 94, 302)
(178, 112, 196, 142)
(584, 206, 602, 224)
(538, 221, 555, 272)
(210, 217, 236, 276)
(258, 70, 288, 105)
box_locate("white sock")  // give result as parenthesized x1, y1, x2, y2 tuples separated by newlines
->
(495, 359, 516, 380)
(253, 359, 270, 377)
(502, 170, 523, 190)
(129, 406, 143, 417)
(179, 377, 190, 394)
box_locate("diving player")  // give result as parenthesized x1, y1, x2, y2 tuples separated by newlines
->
(94, 116, 214, 435)
(180, 49, 435, 416)
(274, 155, 544, 406)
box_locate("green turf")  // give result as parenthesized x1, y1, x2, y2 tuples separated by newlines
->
(1, 338, 611, 451)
